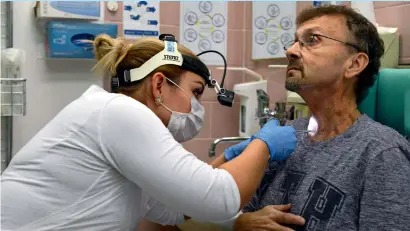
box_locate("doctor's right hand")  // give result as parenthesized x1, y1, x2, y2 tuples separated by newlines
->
(253, 119, 297, 163)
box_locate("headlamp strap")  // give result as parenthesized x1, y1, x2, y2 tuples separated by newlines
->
(111, 34, 212, 90)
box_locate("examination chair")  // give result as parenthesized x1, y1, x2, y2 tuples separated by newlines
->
(358, 68, 410, 140)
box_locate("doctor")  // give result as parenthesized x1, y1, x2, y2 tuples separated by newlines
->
(1, 34, 297, 231)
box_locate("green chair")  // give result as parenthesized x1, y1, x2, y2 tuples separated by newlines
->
(358, 68, 410, 139)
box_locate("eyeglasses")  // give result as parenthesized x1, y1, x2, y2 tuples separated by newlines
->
(284, 33, 362, 52)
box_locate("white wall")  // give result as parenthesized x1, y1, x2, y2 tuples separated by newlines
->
(12, 2, 103, 154)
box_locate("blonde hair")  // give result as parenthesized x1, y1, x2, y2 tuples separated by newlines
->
(91, 34, 199, 95)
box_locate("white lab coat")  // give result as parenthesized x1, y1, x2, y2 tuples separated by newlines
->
(1, 85, 240, 231)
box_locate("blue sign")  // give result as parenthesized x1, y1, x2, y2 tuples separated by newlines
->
(146, 7, 156, 13)
(147, 20, 158, 26)
(124, 5, 132, 11)
(137, 1, 148, 7)
(124, 30, 159, 36)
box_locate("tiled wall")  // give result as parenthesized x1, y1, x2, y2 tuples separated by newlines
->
(102, 2, 410, 230)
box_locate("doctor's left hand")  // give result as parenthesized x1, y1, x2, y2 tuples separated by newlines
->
(233, 204, 305, 231)
(224, 136, 255, 161)
(224, 120, 297, 162)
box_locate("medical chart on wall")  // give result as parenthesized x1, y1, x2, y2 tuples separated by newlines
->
(180, 1, 228, 66)
(122, 1, 160, 39)
(252, 2, 296, 60)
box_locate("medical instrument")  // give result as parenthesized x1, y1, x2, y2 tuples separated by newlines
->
(209, 87, 288, 157)
(257, 90, 288, 126)
(216, 67, 267, 137)
(111, 34, 235, 107)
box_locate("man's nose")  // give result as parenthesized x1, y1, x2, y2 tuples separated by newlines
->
(285, 42, 301, 60)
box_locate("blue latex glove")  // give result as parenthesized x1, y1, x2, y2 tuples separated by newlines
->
(224, 135, 255, 161)
(254, 119, 297, 163)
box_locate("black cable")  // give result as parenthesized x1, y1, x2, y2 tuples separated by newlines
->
(197, 50, 227, 88)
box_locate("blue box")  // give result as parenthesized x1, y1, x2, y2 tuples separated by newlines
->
(46, 21, 118, 59)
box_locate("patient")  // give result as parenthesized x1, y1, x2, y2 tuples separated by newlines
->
(136, 5, 410, 231)
(233, 5, 410, 231)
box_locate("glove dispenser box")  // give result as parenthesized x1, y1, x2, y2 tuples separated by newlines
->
(46, 21, 118, 59)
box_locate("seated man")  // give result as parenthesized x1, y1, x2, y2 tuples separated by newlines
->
(136, 5, 410, 231)
(233, 4, 410, 231)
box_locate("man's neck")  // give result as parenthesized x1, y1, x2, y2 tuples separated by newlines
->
(297, 86, 360, 142)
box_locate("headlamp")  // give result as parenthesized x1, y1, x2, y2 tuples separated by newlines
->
(111, 34, 235, 107)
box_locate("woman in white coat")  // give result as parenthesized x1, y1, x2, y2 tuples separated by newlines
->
(1, 34, 297, 231)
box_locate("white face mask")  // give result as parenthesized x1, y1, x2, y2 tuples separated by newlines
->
(159, 78, 205, 142)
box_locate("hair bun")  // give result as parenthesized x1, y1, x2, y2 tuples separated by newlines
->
(93, 34, 118, 61)
(94, 34, 132, 63)
(92, 34, 133, 76)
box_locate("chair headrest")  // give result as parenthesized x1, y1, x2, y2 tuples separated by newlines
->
(376, 68, 410, 137)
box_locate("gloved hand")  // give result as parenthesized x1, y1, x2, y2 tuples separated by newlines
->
(253, 119, 297, 163)
(224, 135, 255, 161)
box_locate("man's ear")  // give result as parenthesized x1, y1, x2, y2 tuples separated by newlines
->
(151, 72, 167, 98)
(345, 52, 369, 79)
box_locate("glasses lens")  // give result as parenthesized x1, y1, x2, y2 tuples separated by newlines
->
(284, 41, 295, 50)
